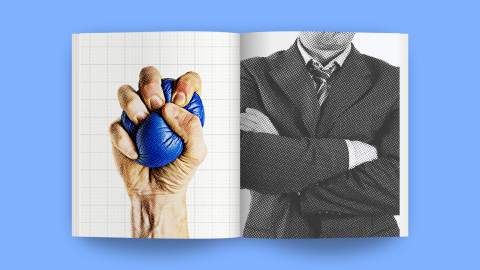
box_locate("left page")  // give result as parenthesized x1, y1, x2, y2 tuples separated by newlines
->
(72, 32, 240, 239)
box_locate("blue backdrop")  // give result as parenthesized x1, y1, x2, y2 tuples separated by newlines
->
(0, 0, 479, 269)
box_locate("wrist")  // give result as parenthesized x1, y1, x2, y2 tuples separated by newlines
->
(130, 191, 188, 238)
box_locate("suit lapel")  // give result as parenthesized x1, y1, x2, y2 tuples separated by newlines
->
(268, 44, 318, 136)
(318, 46, 372, 135)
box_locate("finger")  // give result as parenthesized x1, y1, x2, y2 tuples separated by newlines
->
(138, 66, 165, 111)
(172, 71, 202, 107)
(117, 84, 149, 125)
(109, 121, 138, 160)
(162, 103, 207, 165)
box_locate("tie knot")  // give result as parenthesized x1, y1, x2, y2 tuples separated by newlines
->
(306, 59, 337, 82)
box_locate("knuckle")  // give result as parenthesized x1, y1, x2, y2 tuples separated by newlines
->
(109, 121, 119, 135)
(185, 71, 201, 81)
(117, 84, 131, 98)
(139, 66, 160, 86)
(177, 76, 192, 87)
(109, 121, 122, 143)
(140, 66, 157, 74)
(117, 85, 136, 106)
(179, 72, 201, 91)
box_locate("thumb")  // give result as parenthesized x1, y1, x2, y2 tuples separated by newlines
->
(162, 103, 207, 165)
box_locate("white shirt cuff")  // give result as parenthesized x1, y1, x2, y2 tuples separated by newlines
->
(345, 139, 356, 169)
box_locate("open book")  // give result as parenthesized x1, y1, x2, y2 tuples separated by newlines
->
(72, 31, 408, 239)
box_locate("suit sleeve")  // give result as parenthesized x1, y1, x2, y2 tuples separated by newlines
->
(241, 132, 350, 193)
(300, 108, 399, 216)
(240, 62, 350, 194)
(240, 61, 399, 216)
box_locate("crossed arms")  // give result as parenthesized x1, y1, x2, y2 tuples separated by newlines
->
(240, 71, 399, 216)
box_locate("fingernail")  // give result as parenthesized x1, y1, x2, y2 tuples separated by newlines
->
(149, 95, 163, 110)
(173, 92, 186, 106)
(135, 112, 148, 124)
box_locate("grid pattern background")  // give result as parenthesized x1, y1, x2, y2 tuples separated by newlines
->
(73, 32, 240, 238)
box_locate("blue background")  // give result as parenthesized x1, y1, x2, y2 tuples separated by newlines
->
(0, 0, 479, 269)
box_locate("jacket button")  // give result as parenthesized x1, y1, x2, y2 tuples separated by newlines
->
(296, 191, 301, 196)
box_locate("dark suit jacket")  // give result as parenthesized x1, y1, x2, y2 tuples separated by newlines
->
(240, 42, 400, 238)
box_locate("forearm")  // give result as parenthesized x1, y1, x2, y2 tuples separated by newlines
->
(300, 157, 399, 215)
(130, 192, 188, 238)
(300, 112, 400, 215)
(240, 131, 349, 194)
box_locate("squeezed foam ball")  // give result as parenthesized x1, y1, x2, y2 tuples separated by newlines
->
(121, 79, 205, 168)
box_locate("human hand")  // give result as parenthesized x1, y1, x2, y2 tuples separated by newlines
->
(109, 66, 207, 238)
(240, 108, 279, 135)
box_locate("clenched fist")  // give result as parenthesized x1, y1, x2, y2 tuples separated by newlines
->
(109, 66, 207, 238)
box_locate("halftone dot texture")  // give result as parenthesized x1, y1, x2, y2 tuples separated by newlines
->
(120, 78, 205, 168)
(73, 32, 240, 238)
(240, 32, 401, 238)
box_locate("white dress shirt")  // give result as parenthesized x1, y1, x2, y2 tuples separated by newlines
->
(296, 39, 376, 169)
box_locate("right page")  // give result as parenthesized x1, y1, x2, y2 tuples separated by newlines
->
(240, 32, 408, 238)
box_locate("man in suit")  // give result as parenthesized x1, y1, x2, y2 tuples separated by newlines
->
(240, 32, 400, 238)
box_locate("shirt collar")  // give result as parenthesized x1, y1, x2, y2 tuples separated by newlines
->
(297, 38, 352, 69)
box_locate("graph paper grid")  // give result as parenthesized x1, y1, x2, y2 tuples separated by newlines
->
(72, 32, 240, 238)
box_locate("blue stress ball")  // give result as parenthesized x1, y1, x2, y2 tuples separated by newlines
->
(121, 78, 205, 168)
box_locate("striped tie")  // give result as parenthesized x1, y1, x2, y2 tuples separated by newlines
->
(306, 59, 337, 107)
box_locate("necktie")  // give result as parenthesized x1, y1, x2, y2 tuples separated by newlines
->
(306, 59, 337, 107)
